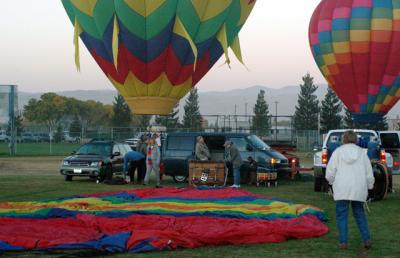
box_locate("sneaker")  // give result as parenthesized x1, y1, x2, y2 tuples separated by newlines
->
(230, 185, 240, 188)
(339, 243, 348, 250)
(156, 185, 163, 188)
(364, 241, 372, 250)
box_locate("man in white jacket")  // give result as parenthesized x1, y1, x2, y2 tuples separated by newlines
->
(326, 130, 375, 250)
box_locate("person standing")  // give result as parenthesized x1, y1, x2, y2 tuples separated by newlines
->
(326, 130, 375, 250)
(195, 136, 210, 161)
(224, 140, 243, 188)
(136, 135, 148, 184)
(144, 137, 161, 188)
(123, 150, 145, 184)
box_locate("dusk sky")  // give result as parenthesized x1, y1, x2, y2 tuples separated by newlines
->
(0, 0, 325, 93)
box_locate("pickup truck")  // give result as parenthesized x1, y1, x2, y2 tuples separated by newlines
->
(379, 131, 400, 175)
(313, 129, 393, 192)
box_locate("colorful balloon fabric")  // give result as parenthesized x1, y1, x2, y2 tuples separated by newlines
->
(309, 0, 400, 123)
(0, 187, 328, 254)
(62, 0, 256, 115)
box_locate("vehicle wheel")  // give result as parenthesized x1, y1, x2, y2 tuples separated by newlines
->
(173, 175, 187, 183)
(314, 177, 322, 192)
(65, 175, 73, 181)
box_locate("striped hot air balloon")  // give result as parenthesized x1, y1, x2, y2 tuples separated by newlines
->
(62, 0, 257, 115)
(309, 0, 400, 123)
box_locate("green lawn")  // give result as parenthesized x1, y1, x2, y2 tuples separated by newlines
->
(0, 143, 80, 156)
(0, 171, 399, 257)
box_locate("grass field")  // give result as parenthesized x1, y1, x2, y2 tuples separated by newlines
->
(0, 157, 399, 258)
(0, 143, 80, 156)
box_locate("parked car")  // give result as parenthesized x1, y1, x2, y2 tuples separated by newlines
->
(125, 137, 141, 150)
(60, 140, 132, 181)
(314, 129, 393, 192)
(379, 131, 400, 175)
(37, 133, 50, 142)
(21, 132, 39, 142)
(0, 130, 10, 142)
(162, 132, 290, 183)
(63, 131, 80, 143)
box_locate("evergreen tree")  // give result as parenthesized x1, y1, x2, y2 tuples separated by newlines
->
(293, 74, 320, 130)
(133, 115, 152, 129)
(320, 88, 343, 133)
(343, 108, 354, 129)
(111, 95, 132, 129)
(183, 89, 202, 131)
(155, 105, 180, 129)
(7, 114, 24, 137)
(69, 115, 82, 137)
(252, 90, 270, 136)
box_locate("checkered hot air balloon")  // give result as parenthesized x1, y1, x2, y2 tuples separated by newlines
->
(309, 0, 400, 123)
(62, 0, 257, 115)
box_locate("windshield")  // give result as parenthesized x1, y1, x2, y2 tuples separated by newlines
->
(326, 132, 376, 149)
(76, 143, 112, 156)
(247, 135, 271, 150)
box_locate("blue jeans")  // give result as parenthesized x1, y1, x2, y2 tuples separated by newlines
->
(336, 200, 371, 244)
(233, 167, 241, 185)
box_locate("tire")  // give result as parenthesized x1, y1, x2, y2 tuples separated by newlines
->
(314, 177, 323, 192)
(65, 175, 73, 181)
(173, 175, 187, 183)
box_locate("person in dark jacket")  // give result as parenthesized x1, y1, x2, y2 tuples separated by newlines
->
(224, 140, 243, 188)
(123, 150, 145, 184)
(135, 135, 148, 183)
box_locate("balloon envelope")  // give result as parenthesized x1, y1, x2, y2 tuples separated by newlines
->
(62, 0, 256, 115)
(309, 0, 400, 123)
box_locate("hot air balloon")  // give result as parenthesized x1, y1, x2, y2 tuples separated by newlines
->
(309, 0, 400, 123)
(62, 0, 257, 115)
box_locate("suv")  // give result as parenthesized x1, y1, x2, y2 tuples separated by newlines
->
(163, 132, 290, 183)
(314, 129, 393, 192)
(60, 140, 132, 181)
(379, 131, 400, 175)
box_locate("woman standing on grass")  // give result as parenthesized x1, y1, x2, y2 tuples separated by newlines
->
(326, 130, 375, 250)
(143, 137, 161, 188)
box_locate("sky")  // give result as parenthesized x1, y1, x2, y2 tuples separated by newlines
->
(0, 0, 325, 93)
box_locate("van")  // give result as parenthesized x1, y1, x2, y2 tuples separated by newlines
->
(162, 132, 290, 183)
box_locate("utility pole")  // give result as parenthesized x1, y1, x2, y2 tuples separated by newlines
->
(234, 104, 237, 132)
(275, 101, 278, 142)
(9, 85, 16, 156)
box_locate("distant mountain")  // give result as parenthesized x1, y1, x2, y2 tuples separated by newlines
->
(18, 85, 400, 119)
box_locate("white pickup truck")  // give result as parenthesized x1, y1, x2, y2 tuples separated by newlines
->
(313, 129, 393, 192)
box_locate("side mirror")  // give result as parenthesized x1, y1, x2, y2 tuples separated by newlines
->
(246, 144, 254, 152)
(71, 151, 76, 155)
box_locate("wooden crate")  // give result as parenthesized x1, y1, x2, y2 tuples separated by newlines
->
(189, 161, 225, 186)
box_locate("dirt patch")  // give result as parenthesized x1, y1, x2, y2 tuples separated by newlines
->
(0, 157, 62, 176)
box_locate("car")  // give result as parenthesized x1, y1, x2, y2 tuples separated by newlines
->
(162, 132, 290, 183)
(59, 140, 132, 181)
(0, 130, 10, 142)
(314, 129, 393, 192)
(379, 131, 400, 175)
(21, 132, 39, 142)
(37, 133, 50, 142)
(125, 137, 141, 150)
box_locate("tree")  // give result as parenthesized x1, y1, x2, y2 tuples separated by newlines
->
(155, 104, 180, 129)
(252, 90, 270, 136)
(111, 94, 132, 128)
(23, 93, 67, 129)
(183, 89, 202, 131)
(54, 124, 64, 143)
(320, 88, 343, 133)
(293, 74, 320, 130)
(7, 114, 24, 137)
(133, 115, 152, 129)
(343, 108, 354, 129)
(69, 115, 82, 137)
